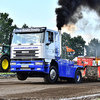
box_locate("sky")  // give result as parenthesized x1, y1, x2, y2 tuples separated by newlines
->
(0, 0, 100, 45)
(0, 0, 58, 28)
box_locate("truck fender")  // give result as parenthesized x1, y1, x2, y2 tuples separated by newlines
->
(74, 65, 84, 70)
(50, 60, 59, 74)
(0, 53, 9, 59)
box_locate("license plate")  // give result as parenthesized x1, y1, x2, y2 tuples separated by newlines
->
(22, 51, 29, 53)
(21, 65, 29, 67)
(20, 68, 30, 70)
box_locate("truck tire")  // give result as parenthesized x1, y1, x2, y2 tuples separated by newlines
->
(44, 66, 58, 83)
(0, 56, 10, 72)
(73, 70, 82, 83)
(17, 72, 28, 81)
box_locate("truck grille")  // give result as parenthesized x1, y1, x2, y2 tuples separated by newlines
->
(13, 50, 39, 59)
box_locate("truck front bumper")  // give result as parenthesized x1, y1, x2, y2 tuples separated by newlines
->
(10, 60, 50, 73)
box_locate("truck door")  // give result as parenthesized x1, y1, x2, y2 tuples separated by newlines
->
(55, 32, 60, 60)
(45, 31, 55, 60)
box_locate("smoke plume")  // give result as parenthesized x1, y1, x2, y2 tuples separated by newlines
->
(62, 23, 77, 35)
(55, 0, 100, 30)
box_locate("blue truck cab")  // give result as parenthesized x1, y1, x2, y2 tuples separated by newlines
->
(10, 27, 83, 83)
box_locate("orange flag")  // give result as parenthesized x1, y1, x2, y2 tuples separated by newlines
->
(66, 46, 75, 52)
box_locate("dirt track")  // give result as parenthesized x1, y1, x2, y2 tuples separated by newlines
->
(0, 77, 100, 100)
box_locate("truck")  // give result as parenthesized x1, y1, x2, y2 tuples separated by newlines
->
(77, 57, 100, 81)
(0, 44, 10, 72)
(10, 27, 84, 83)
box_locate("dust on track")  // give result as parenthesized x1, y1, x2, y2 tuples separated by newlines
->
(0, 77, 100, 100)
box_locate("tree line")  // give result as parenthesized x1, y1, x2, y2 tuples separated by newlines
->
(62, 32, 100, 59)
(0, 12, 100, 59)
(0, 13, 28, 44)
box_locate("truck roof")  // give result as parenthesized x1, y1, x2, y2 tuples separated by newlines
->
(13, 27, 58, 33)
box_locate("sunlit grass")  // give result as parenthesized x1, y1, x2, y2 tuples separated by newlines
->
(0, 72, 15, 75)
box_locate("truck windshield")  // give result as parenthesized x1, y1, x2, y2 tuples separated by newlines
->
(12, 32, 45, 44)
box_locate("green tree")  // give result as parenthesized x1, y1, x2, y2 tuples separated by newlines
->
(22, 24, 29, 28)
(61, 33, 86, 59)
(0, 13, 17, 44)
(70, 36, 86, 58)
(61, 32, 71, 59)
(62, 32, 71, 47)
(86, 38, 100, 57)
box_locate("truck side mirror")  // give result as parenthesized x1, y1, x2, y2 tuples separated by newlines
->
(46, 43, 50, 46)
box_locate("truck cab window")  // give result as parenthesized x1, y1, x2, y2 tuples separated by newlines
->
(48, 31, 53, 42)
(50, 32, 53, 42)
(45, 31, 54, 45)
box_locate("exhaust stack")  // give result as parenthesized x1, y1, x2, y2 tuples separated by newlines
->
(58, 30, 62, 58)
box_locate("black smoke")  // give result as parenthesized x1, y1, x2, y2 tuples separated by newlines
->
(55, 0, 100, 30)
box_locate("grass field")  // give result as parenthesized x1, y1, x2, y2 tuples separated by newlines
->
(0, 72, 15, 75)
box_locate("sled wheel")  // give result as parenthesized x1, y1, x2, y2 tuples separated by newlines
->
(44, 66, 58, 83)
(0, 56, 10, 72)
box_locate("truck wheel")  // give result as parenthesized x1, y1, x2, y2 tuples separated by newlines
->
(44, 66, 58, 83)
(17, 72, 28, 81)
(73, 70, 82, 83)
(0, 56, 10, 72)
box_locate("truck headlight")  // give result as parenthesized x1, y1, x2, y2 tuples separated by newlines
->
(10, 63, 16, 65)
(35, 62, 43, 65)
(11, 68, 14, 70)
